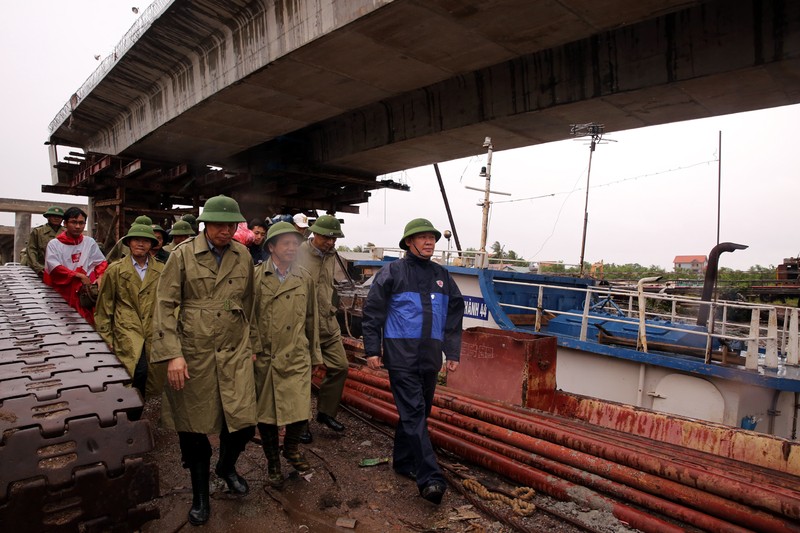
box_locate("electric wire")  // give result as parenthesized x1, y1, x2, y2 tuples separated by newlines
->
(495, 159, 719, 205)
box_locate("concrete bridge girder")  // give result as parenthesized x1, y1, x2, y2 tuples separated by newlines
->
(293, 0, 800, 174)
(46, 0, 800, 216)
(50, 0, 703, 167)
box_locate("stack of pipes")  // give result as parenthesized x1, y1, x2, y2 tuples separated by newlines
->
(339, 366, 800, 533)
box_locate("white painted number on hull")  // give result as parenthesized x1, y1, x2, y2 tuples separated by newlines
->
(463, 296, 489, 320)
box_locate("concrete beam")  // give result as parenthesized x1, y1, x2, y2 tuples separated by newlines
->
(0, 198, 88, 215)
(48, 0, 697, 166)
(290, 0, 800, 174)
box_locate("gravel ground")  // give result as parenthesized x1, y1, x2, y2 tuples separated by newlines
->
(139, 395, 637, 533)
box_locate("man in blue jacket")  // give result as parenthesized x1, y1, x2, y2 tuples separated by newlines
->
(362, 218, 464, 504)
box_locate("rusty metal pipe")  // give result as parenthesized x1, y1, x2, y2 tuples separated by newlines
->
(430, 391, 800, 519)
(344, 380, 796, 533)
(426, 417, 751, 533)
(347, 367, 800, 520)
(430, 375, 800, 492)
(340, 387, 684, 533)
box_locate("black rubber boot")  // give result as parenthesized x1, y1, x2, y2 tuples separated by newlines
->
(215, 439, 249, 495)
(282, 421, 311, 472)
(188, 458, 211, 526)
(258, 423, 284, 488)
(299, 421, 313, 444)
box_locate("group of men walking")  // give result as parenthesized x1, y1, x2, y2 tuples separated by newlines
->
(21, 195, 464, 524)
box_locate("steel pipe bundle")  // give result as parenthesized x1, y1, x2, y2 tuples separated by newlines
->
(343, 366, 800, 533)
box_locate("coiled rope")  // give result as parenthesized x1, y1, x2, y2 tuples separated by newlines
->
(462, 478, 537, 516)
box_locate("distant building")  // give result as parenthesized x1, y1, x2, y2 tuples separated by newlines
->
(673, 255, 708, 274)
(777, 257, 800, 281)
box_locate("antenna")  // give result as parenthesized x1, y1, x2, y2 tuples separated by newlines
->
(569, 123, 615, 277)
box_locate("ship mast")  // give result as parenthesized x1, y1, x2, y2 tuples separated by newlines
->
(570, 123, 608, 277)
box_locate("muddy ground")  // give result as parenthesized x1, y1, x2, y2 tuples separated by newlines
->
(139, 396, 636, 533)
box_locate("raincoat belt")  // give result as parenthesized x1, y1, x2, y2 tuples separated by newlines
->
(182, 299, 244, 313)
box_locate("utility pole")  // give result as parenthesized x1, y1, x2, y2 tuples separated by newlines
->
(570, 123, 608, 277)
(478, 137, 493, 266)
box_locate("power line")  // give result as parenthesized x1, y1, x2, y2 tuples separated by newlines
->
(494, 158, 719, 204)
(529, 163, 589, 260)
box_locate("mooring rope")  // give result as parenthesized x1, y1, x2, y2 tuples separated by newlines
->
(462, 478, 537, 516)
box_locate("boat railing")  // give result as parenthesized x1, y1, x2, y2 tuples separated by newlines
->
(371, 247, 529, 269)
(493, 278, 800, 370)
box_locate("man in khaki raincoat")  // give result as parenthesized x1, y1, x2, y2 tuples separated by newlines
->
(151, 195, 257, 526)
(94, 224, 164, 417)
(296, 215, 349, 442)
(23, 206, 65, 276)
(163, 220, 195, 252)
(105, 215, 153, 263)
(250, 222, 322, 488)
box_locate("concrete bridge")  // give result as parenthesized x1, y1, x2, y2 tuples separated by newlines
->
(46, 0, 800, 241)
(0, 199, 89, 264)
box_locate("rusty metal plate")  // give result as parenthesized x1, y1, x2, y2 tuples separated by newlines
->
(0, 459, 158, 532)
(0, 367, 131, 402)
(0, 341, 112, 362)
(0, 354, 123, 382)
(0, 264, 159, 530)
(448, 327, 557, 407)
(0, 333, 101, 352)
(0, 384, 142, 437)
(0, 413, 153, 500)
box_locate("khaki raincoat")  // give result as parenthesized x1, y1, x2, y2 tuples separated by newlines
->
(151, 236, 257, 433)
(296, 240, 341, 342)
(94, 256, 165, 394)
(24, 223, 64, 275)
(250, 259, 321, 425)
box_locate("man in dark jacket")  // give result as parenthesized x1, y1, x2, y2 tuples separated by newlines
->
(248, 218, 269, 265)
(362, 218, 464, 505)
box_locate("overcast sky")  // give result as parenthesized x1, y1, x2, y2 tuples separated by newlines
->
(2, 2, 797, 270)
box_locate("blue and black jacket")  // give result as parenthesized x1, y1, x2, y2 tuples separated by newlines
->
(362, 253, 464, 373)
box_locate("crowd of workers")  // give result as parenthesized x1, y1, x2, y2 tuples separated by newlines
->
(19, 196, 464, 525)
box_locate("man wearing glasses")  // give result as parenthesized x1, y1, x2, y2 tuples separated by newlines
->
(43, 206, 107, 325)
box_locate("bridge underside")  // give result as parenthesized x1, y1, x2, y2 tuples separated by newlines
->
(46, 0, 800, 242)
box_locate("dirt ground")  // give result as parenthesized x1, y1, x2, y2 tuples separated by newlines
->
(139, 395, 636, 533)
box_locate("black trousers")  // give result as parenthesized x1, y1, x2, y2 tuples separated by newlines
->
(178, 425, 255, 467)
(132, 349, 148, 399)
(128, 349, 148, 421)
(387, 368, 443, 490)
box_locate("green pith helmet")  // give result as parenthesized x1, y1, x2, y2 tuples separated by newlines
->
(399, 218, 441, 250)
(181, 213, 198, 229)
(151, 224, 167, 237)
(266, 221, 301, 243)
(308, 215, 344, 238)
(197, 195, 246, 223)
(43, 206, 64, 218)
(169, 220, 195, 236)
(133, 215, 153, 226)
(122, 224, 159, 247)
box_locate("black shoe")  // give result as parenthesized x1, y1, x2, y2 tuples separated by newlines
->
(316, 412, 345, 432)
(215, 465, 249, 495)
(420, 482, 446, 505)
(215, 441, 249, 495)
(299, 425, 313, 444)
(393, 468, 416, 481)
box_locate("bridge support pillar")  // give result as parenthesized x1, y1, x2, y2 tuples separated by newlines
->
(14, 212, 31, 263)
